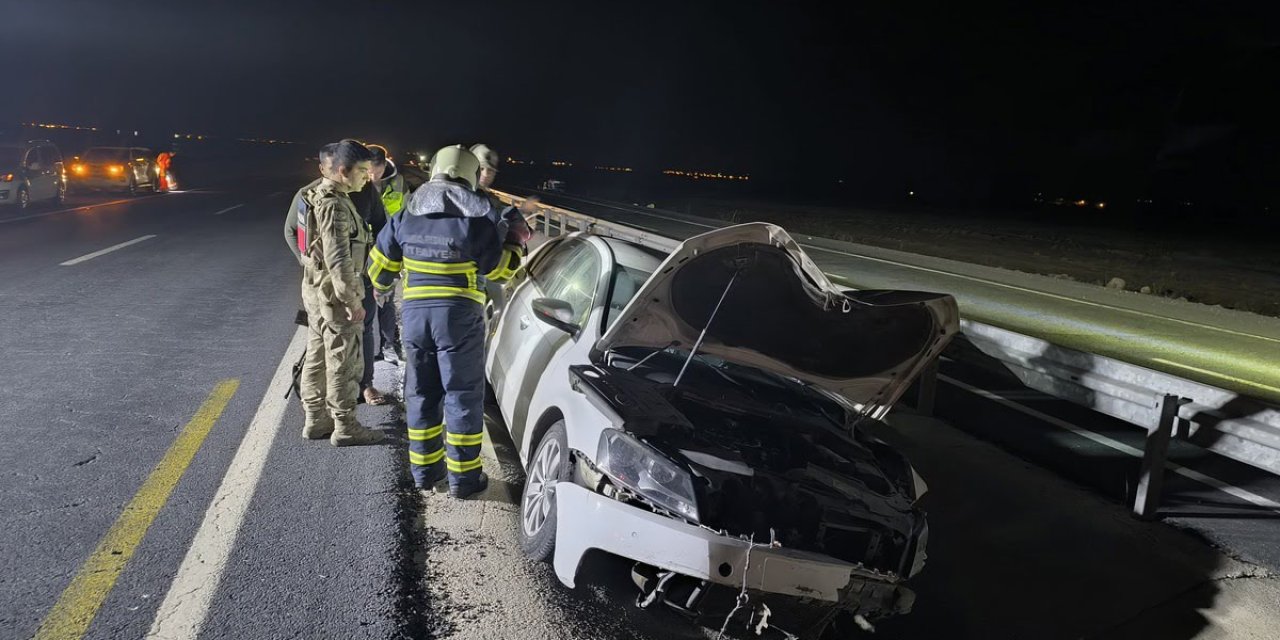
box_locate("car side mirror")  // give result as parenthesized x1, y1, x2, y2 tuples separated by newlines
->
(531, 297, 579, 336)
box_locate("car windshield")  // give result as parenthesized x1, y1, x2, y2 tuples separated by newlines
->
(0, 148, 22, 169)
(83, 148, 130, 163)
(603, 264, 655, 331)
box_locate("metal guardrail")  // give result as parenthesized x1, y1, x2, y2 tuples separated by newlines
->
(495, 189, 1280, 519)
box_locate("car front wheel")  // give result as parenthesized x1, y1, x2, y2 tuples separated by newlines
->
(519, 420, 569, 562)
(55, 181, 67, 205)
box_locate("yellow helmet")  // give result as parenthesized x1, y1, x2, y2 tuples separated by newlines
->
(470, 144, 499, 171)
(429, 145, 480, 191)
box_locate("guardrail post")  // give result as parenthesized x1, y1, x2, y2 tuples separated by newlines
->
(1133, 394, 1183, 520)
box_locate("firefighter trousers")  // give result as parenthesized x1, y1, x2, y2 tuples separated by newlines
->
(403, 302, 486, 490)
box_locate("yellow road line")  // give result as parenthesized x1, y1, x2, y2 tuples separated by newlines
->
(34, 379, 239, 640)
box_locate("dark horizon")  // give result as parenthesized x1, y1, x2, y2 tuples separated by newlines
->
(4, 0, 1279, 216)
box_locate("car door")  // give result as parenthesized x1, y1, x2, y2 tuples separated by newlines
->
(23, 148, 51, 200)
(492, 238, 604, 445)
(130, 148, 151, 185)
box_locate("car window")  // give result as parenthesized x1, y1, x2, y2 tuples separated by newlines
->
(24, 149, 39, 168)
(536, 241, 601, 326)
(39, 147, 59, 166)
(529, 238, 584, 283)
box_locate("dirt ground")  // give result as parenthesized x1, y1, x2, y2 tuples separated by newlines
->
(665, 198, 1280, 319)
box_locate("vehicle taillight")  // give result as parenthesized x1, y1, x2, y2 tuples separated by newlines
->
(72, 164, 87, 175)
(108, 165, 123, 175)
(1, 174, 13, 182)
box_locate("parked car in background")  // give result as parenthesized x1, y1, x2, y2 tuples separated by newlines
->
(538, 178, 565, 192)
(0, 140, 67, 209)
(485, 222, 959, 637)
(68, 146, 158, 194)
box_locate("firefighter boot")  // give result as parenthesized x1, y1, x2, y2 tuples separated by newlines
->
(331, 421, 385, 447)
(302, 412, 334, 440)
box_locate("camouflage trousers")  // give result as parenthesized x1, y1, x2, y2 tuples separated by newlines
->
(299, 287, 363, 432)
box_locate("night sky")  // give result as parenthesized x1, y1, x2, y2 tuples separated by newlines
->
(4, 0, 1278, 204)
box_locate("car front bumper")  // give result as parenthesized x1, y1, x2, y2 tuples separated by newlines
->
(553, 482, 914, 615)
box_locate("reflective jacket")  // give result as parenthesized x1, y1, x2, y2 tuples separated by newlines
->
(478, 188, 531, 282)
(368, 179, 504, 306)
(378, 161, 408, 216)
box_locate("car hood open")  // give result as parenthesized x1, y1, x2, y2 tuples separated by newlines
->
(595, 223, 959, 420)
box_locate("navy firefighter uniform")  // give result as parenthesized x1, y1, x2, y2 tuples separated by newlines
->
(367, 157, 508, 496)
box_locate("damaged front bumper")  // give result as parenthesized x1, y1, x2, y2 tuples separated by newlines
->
(553, 482, 915, 618)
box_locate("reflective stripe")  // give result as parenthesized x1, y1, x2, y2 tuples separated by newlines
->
(445, 432, 483, 446)
(403, 257, 477, 275)
(370, 247, 402, 271)
(408, 425, 444, 441)
(485, 245, 524, 282)
(446, 457, 483, 473)
(404, 285, 485, 304)
(368, 247, 402, 290)
(409, 449, 445, 466)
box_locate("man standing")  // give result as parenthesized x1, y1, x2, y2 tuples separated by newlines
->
(469, 144, 535, 310)
(346, 141, 392, 405)
(284, 143, 337, 265)
(367, 144, 405, 362)
(368, 145, 504, 498)
(298, 139, 383, 446)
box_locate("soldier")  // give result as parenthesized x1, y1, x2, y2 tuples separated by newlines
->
(368, 145, 504, 498)
(298, 139, 384, 446)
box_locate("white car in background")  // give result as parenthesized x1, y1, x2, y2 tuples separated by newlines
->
(485, 222, 958, 637)
(0, 140, 67, 209)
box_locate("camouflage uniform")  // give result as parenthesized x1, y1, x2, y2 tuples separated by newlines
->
(299, 178, 382, 445)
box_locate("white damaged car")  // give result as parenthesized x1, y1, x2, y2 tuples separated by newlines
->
(485, 222, 958, 637)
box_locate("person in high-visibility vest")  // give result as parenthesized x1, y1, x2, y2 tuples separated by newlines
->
(156, 151, 173, 192)
(366, 144, 405, 361)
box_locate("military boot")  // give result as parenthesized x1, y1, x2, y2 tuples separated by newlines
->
(302, 412, 334, 440)
(331, 422, 385, 447)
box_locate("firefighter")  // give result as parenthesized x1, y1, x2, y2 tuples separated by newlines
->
(469, 144, 535, 312)
(298, 139, 384, 446)
(367, 145, 504, 498)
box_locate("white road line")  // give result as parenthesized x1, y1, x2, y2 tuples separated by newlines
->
(939, 373, 1280, 511)
(146, 327, 306, 640)
(0, 197, 145, 225)
(59, 235, 157, 266)
(212, 204, 244, 216)
(571, 196, 1280, 346)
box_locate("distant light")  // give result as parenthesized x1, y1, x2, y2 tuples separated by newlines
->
(134, 131, 139, 136)
(1095, 201, 1106, 209)
(908, 190, 915, 196)
(1074, 199, 1088, 207)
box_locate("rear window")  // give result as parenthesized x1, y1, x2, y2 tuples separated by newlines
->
(83, 148, 130, 162)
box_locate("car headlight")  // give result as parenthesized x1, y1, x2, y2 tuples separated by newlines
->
(596, 429, 699, 523)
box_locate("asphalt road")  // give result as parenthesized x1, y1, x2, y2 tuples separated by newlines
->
(0, 177, 407, 640)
